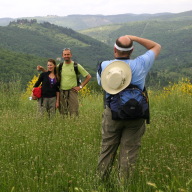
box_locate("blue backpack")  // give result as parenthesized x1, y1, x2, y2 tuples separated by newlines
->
(106, 85, 150, 123)
(97, 61, 150, 123)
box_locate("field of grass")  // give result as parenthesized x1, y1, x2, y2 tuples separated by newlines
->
(0, 80, 191, 192)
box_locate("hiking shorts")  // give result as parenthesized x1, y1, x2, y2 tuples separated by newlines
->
(59, 89, 79, 116)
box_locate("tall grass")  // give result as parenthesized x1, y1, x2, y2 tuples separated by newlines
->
(0, 80, 191, 192)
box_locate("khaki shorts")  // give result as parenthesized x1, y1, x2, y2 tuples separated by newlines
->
(38, 97, 56, 117)
(59, 89, 79, 116)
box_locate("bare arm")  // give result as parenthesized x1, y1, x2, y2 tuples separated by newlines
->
(126, 35, 161, 58)
(37, 65, 47, 72)
(72, 74, 92, 92)
(80, 74, 92, 88)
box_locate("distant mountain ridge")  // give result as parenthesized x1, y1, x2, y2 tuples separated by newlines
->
(1, 11, 191, 30)
(0, 18, 14, 26)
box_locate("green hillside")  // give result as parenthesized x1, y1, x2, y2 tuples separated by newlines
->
(0, 47, 47, 87)
(0, 20, 113, 87)
(80, 18, 192, 87)
(1, 20, 112, 63)
(0, 11, 192, 89)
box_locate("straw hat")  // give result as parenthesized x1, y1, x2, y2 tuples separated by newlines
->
(101, 61, 132, 94)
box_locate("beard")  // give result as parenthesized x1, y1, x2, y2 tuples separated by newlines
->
(64, 58, 70, 62)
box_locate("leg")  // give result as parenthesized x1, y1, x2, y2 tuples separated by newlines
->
(68, 90, 79, 116)
(97, 106, 122, 180)
(48, 97, 56, 118)
(119, 119, 146, 179)
(37, 98, 47, 116)
(98, 144, 119, 180)
(59, 90, 69, 116)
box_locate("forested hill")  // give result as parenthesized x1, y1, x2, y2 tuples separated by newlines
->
(0, 11, 192, 89)
(2, 20, 112, 63)
(80, 16, 192, 87)
(0, 47, 46, 86)
(0, 21, 112, 87)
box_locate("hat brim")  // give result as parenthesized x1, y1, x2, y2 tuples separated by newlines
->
(101, 61, 132, 94)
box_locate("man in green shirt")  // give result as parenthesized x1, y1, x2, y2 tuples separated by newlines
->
(37, 48, 91, 116)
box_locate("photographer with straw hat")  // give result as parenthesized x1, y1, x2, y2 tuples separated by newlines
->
(97, 35, 161, 182)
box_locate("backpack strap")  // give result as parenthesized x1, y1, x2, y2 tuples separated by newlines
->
(74, 62, 80, 86)
(58, 62, 63, 76)
(143, 86, 150, 124)
(97, 61, 108, 108)
(74, 62, 78, 74)
(56, 62, 63, 84)
(97, 61, 102, 77)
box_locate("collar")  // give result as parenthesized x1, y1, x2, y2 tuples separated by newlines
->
(115, 57, 130, 60)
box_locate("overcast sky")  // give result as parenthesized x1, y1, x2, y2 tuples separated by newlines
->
(0, 0, 191, 18)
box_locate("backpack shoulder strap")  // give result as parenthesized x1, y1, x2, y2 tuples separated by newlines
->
(97, 62, 102, 77)
(57, 62, 63, 82)
(58, 62, 63, 74)
(74, 62, 78, 75)
(59, 62, 77, 74)
(143, 86, 150, 124)
(73, 62, 80, 86)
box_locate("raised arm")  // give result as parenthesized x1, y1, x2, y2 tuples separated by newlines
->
(37, 65, 47, 72)
(125, 35, 161, 58)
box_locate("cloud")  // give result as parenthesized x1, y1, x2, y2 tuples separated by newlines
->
(0, 0, 191, 18)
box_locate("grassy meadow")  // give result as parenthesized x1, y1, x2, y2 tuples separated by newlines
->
(0, 79, 192, 192)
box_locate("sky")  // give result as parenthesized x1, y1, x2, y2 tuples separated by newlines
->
(0, 0, 191, 18)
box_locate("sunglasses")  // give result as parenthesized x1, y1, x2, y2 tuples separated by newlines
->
(63, 48, 71, 51)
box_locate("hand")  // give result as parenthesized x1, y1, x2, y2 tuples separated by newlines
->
(125, 35, 137, 42)
(56, 101, 59, 108)
(32, 95, 38, 100)
(72, 86, 81, 92)
(37, 65, 43, 71)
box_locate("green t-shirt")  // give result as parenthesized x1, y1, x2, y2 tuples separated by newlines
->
(59, 61, 89, 90)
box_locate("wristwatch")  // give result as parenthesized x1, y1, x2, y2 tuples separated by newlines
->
(79, 85, 83, 89)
